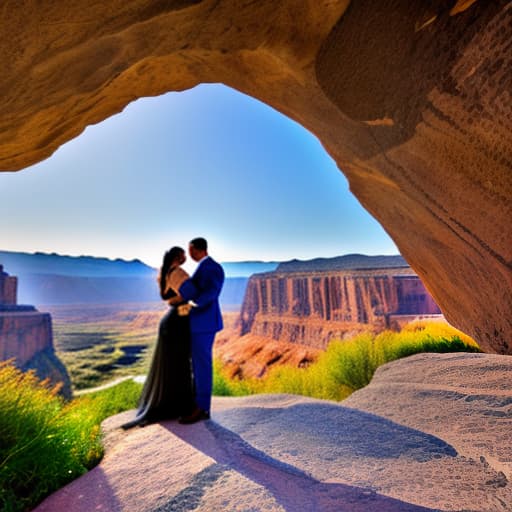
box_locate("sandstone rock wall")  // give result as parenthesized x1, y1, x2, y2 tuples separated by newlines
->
(240, 268, 441, 348)
(0, 266, 71, 396)
(0, 265, 17, 305)
(0, 1, 510, 352)
(0, 311, 53, 365)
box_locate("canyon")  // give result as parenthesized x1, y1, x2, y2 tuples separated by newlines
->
(240, 266, 440, 349)
(0, 1, 510, 353)
(0, 266, 71, 397)
(215, 259, 443, 378)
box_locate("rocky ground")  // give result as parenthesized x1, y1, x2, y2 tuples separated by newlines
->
(33, 353, 511, 512)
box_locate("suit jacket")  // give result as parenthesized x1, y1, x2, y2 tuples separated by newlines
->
(179, 256, 224, 333)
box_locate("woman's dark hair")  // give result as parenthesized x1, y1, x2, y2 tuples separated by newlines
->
(159, 246, 184, 299)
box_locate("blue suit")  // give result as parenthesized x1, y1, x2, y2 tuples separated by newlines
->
(179, 256, 224, 412)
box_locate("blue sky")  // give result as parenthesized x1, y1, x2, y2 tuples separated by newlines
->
(0, 84, 398, 268)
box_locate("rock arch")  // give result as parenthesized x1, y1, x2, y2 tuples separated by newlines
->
(1, 1, 510, 352)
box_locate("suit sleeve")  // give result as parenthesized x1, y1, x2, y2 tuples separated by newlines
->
(179, 278, 198, 302)
(179, 263, 224, 308)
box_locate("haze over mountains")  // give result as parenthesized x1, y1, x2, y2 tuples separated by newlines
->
(0, 250, 408, 308)
(0, 251, 280, 278)
(0, 251, 155, 277)
(0, 250, 279, 307)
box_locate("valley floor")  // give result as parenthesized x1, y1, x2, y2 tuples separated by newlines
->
(32, 353, 511, 512)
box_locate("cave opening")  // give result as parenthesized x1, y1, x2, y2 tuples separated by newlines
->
(1, 83, 399, 271)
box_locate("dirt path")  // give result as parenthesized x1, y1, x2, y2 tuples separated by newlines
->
(74, 375, 145, 396)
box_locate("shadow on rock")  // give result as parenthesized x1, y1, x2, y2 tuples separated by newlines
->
(163, 401, 450, 512)
(214, 402, 458, 462)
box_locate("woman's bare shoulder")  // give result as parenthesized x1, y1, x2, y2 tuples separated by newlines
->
(171, 266, 189, 279)
(166, 266, 190, 293)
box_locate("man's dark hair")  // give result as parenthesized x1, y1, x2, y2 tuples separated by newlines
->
(190, 237, 208, 251)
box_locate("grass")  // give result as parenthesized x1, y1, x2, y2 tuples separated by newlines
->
(212, 321, 481, 401)
(0, 361, 141, 512)
(53, 308, 235, 392)
(54, 319, 156, 390)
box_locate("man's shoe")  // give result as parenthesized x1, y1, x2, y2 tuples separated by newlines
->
(178, 407, 210, 424)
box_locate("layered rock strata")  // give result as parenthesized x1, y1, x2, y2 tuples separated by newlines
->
(0, 266, 71, 397)
(0, 1, 510, 352)
(240, 268, 441, 349)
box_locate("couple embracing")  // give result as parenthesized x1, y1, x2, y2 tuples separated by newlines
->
(122, 237, 224, 429)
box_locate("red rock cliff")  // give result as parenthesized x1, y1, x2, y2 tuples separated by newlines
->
(240, 268, 441, 349)
(0, 267, 17, 306)
(0, 266, 71, 396)
(0, 310, 53, 365)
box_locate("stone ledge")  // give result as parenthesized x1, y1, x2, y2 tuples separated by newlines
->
(34, 354, 512, 511)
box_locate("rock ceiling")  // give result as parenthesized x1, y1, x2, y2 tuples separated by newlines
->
(1, 1, 510, 353)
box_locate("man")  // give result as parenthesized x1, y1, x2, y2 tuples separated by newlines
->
(175, 237, 224, 423)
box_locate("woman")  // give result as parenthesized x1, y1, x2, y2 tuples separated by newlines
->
(121, 246, 195, 429)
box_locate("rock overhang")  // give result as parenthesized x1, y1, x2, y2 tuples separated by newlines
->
(0, 0, 510, 352)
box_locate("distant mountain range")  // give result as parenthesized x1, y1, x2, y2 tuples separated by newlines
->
(276, 254, 409, 273)
(0, 250, 406, 308)
(0, 250, 278, 278)
(0, 250, 277, 308)
(0, 250, 155, 277)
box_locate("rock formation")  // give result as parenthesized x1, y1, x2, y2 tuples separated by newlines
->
(239, 267, 441, 349)
(214, 311, 322, 379)
(0, 266, 71, 397)
(0, 1, 510, 352)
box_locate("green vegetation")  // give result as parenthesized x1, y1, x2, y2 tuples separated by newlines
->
(213, 322, 481, 401)
(0, 361, 141, 512)
(54, 316, 157, 390)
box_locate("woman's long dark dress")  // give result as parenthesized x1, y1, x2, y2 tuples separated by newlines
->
(122, 304, 195, 428)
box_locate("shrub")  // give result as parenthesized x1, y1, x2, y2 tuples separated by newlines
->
(0, 361, 94, 511)
(212, 361, 262, 397)
(213, 322, 481, 401)
(212, 360, 234, 396)
(73, 378, 141, 421)
(0, 362, 141, 512)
